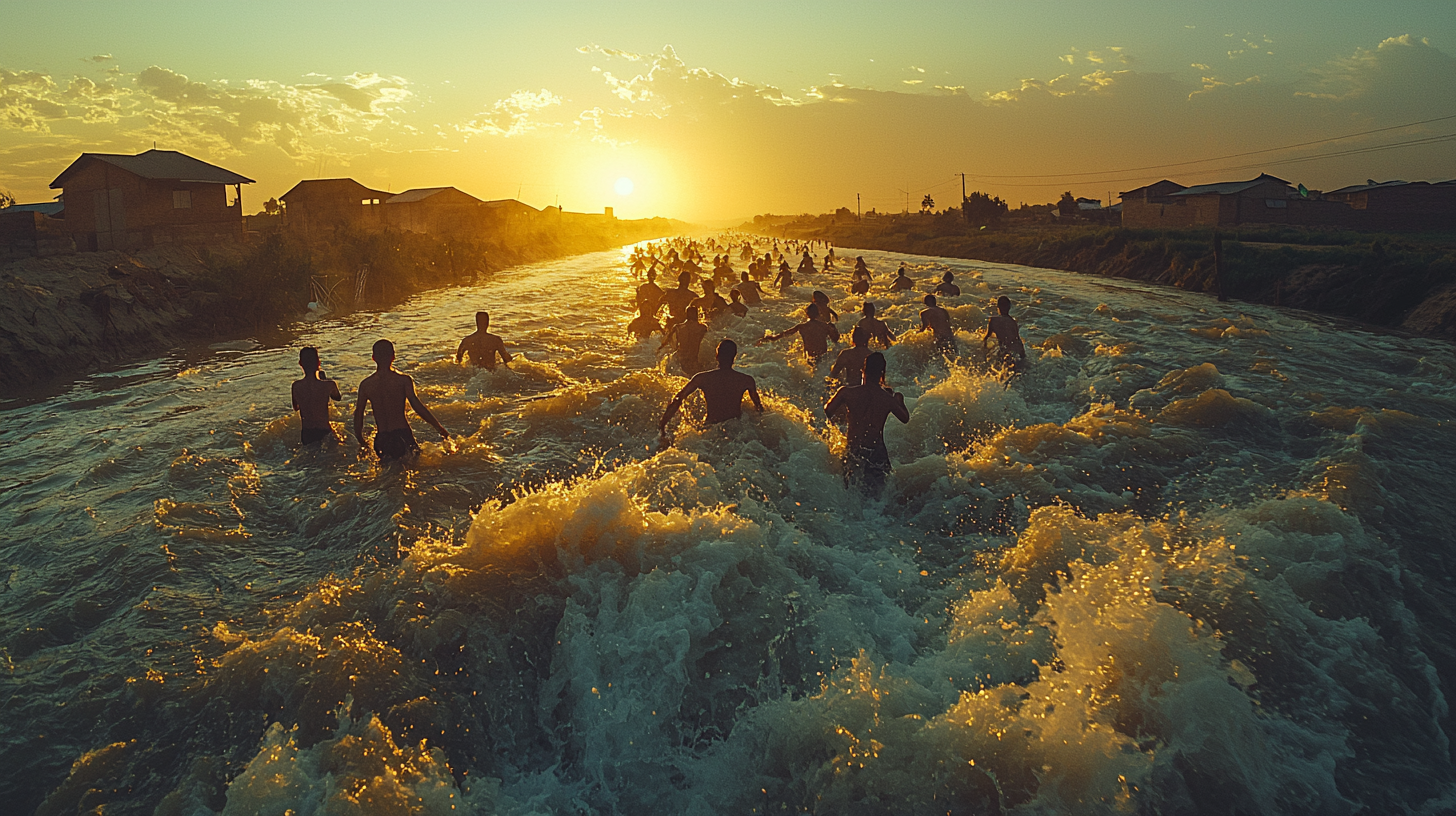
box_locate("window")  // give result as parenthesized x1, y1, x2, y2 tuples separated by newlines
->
(173, 190, 192, 209)
(362, 198, 381, 205)
(1265, 199, 1287, 209)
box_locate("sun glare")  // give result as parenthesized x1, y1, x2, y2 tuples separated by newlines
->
(614, 176, 634, 196)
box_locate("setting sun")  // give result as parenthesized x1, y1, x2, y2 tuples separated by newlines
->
(614, 177, 634, 196)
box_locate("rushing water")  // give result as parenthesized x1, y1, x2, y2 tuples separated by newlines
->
(3, 243, 1456, 815)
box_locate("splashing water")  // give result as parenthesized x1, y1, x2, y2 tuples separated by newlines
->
(3, 245, 1456, 815)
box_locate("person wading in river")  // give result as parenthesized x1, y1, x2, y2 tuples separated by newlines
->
(758, 303, 840, 363)
(659, 339, 764, 437)
(983, 295, 1028, 373)
(292, 346, 341, 445)
(662, 305, 709, 375)
(830, 325, 873, 387)
(825, 351, 910, 493)
(919, 294, 956, 357)
(456, 311, 513, 370)
(355, 339, 450, 459)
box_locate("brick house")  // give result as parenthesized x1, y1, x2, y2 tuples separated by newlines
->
(279, 178, 393, 236)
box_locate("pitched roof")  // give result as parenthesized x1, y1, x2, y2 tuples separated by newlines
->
(280, 178, 392, 201)
(1325, 179, 1415, 195)
(482, 198, 539, 212)
(50, 149, 254, 188)
(3, 201, 64, 216)
(386, 187, 482, 204)
(1168, 173, 1290, 197)
(1119, 180, 1185, 197)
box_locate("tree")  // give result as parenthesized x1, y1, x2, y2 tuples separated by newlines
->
(961, 191, 1008, 227)
(1057, 191, 1077, 217)
(0, 189, 14, 209)
(920, 194, 935, 213)
(262, 197, 281, 216)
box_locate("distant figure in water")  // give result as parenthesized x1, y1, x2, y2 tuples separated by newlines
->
(774, 260, 794, 291)
(826, 351, 909, 493)
(758, 303, 840, 362)
(355, 339, 449, 458)
(734, 271, 763, 305)
(691, 279, 730, 319)
(456, 311, 513, 370)
(729, 288, 749, 318)
(659, 339, 764, 435)
(831, 325, 873, 387)
(662, 305, 709, 375)
(857, 302, 895, 348)
(811, 290, 839, 323)
(890, 264, 914, 291)
(983, 295, 1027, 372)
(292, 346, 341, 445)
(628, 302, 663, 339)
(660, 272, 696, 330)
(933, 271, 961, 297)
(636, 268, 664, 315)
(919, 294, 956, 357)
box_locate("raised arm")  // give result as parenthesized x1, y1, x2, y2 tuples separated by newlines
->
(890, 391, 910, 424)
(405, 377, 449, 439)
(659, 376, 703, 430)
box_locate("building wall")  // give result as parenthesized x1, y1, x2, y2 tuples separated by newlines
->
(59, 162, 241, 251)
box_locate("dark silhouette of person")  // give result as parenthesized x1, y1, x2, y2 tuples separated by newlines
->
(734, 271, 763, 305)
(857, 302, 895, 347)
(825, 351, 909, 493)
(983, 295, 1027, 372)
(636, 267, 664, 315)
(890, 264, 914, 291)
(758, 303, 840, 362)
(775, 260, 794, 291)
(831, 325, 873, 386)
(933, 271, 961, 297)
(729, 288, 749, 317)
(659, 339, 764, 433)
(690, 279, 730, 319)
(811, 290, 839, 323)
(919, 295, 956, 356)
(660, 272, 697, 330)
(292, 346, 341, 445)
(354, 339, 449, 458)
(662, 305, 709, 375)
(456, 311, 513, 369)
(628, 301, 663, 339)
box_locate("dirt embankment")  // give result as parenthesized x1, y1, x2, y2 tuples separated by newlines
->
(0, 222, 681, 394)
(808, 223, 1456, 340)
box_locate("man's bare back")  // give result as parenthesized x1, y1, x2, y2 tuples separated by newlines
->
(354, 342, 449, 458)
(292, 376, 341, 430)
(457, 331, 512, 369)
(826, 383, 910, 452)
(920, 306, 953, 341)
(659, 339, 764, 433)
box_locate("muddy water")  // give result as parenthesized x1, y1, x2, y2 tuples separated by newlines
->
(3, 244, 1455, 814)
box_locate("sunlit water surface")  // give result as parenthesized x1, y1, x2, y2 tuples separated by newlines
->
(3, 245, 1456, 815)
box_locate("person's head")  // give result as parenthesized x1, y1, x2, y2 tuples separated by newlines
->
(997, 295, 1011, 315)
(862, 301, 877, 317)
(897, 265, 908, 277)
(686, 305, 700, 322)
(475, 311, 490, 330)
(740, 271, 750, 281)
(372, 339, 395, 365)
(864, 352, 887, 386)
(646, 268, 656, 282)
(716, 339, 738, 368)
(924, 294, 937, 307)
(851, 325, 869, 347)
(678, 271, 692, 287)
(299, 346, 320, 372)
(812, 290, 829, 306)
(942, 271, 954, 282)
(806, 303, 820, 320)
(702, 279, 716, 293)
(730, 289, 743, 303)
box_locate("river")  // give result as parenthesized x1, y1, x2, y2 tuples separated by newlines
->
(3, 243, 1455, 814)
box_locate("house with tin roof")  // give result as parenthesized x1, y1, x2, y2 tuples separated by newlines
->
(50, 149, 253, 251)
(279, 178, 393, 236)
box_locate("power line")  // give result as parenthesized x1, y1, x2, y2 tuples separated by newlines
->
(984, 130, 1456, 189)
(967, 112, 1456, 180)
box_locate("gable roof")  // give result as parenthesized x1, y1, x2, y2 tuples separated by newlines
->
(280, 178, 392, 201)
(1119, 179, 1185, 198)
(50, 149, 254, 188)
(386, 187, 483, 204)
(1168, 173, 1290, 198)
(1325, 179, 1416, 196)
(3, 201, 64, 216)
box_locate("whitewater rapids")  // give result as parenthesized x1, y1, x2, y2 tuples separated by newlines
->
(3, 245, 1455, 815)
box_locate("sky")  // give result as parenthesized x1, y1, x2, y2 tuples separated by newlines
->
(2, 1, 1454, 221)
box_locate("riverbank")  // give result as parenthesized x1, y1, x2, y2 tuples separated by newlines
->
(0, 218, 682, 395)
(781, 217, 1456, 340)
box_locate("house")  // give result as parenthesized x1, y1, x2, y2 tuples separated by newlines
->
(0, 200, 68, 257)
(1118, 180, 1188, 227)
(384, 187, 486, 235)
(279, 178, 393, 236)
(1323, 180, 1456, 231)
(49, 149, 253, 251)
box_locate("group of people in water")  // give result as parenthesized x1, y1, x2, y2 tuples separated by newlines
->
(291, 234, 1027, 494)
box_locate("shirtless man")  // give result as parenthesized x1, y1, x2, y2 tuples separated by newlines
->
(690, 279, 730, 319)
(733, 271, 763, 305)
(757, 303, 840, 362)
(291, 346, 342, 445)
(774, 260, 794, 292)
(857, 302, 895, 348)
(919, 294, 956, 357)
(982, 295, 1027, 372)
(660, 272, 697, 330)
(636, 268, 664, 316)
(933, 271, 961, 297)
(355, 339, 449, 458)
(658, 339, 764, 434)
(811, 291, 839, 323)
(830, 325, 874, 387)
(890, 264, 914, 291)
(825, 352, 910, 493)
(628, 302, 663, 339)
(662, 305, 709, 375)
(456, 311, 513, 370)
(729, 289, 749, 318)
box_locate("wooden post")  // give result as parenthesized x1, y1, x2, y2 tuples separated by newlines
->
(1213, 231, 1227, 302)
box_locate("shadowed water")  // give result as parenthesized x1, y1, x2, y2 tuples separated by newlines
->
(3, 244, 1455, 814)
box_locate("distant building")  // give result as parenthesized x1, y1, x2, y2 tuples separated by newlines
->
(384, 187, 486, 235)
(0, 200, 68, 258)
(1323, 180, 1456, 231)
(49, 149, 253, 251)
(1075, 197, 1102, 211)
(280, 178, 392, 236)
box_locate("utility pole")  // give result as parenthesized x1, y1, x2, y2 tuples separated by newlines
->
(961, 172, 968, 223)
(857, 193, 860, 220)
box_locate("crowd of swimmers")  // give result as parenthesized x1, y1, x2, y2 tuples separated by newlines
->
(291, 234, 1026, 495)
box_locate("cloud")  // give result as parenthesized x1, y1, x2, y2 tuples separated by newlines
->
(459, 89, 563, 137)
